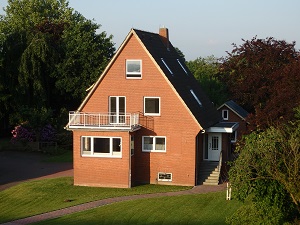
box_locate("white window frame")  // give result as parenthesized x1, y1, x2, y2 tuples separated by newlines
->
(142, 136, 166, 152)
(144, 97, 161, 116)
(81, 136, 122, 158)
(158, 172, 172, 182)
(222, 109, 229, 120)
(230, 131, 237, 143)
(126, 60, 142, 79)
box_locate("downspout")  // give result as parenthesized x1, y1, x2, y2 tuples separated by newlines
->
(128, 132, 131, 188)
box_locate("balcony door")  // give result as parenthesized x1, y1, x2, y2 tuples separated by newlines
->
(109, 96, 126, 124)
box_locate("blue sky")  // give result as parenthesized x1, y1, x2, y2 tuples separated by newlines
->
(1, 0, 299, 60)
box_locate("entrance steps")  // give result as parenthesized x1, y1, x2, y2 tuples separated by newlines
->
(198, 161, 220, 186)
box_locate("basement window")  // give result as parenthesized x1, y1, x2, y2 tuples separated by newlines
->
(190, 89, 202, 107)
(177, 59, 188, 75)
(161, 58, 173, 75)
(158, 172, 172, 181)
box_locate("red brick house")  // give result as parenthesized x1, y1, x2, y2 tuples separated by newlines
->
(66, 28, 238, 188)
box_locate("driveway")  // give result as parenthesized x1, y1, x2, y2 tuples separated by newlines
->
(0, 151, 73, 191)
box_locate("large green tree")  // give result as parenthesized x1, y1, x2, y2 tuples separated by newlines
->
(0, 0, 115, 130)
(221, 37, 300, 130)
(186, 56, 228, 107)
(227, 108, 300, 224)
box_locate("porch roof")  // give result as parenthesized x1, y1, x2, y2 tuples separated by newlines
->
(205, 122, 239, 133)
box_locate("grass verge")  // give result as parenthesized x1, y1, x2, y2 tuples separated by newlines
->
(34, 191, 242, 225)
(0, 177, 191, 223)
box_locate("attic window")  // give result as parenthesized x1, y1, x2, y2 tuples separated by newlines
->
(177, 59, 188, 75)
(161, 58, 173, 75)
(190, 89, 202, 107)
(126, 60, 142, 79)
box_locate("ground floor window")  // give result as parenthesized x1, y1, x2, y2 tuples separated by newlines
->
(81, 136, 121, 157)
(142, 136, 166, 152)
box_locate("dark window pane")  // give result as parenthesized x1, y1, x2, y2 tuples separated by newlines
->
(112, 138, 121, 152)
(94, 138, 110, 153)
(145, 98, 159, 114)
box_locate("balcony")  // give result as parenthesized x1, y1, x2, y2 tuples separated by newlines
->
(68, 112, 140, 131)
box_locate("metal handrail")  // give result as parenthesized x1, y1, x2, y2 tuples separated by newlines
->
(218, 150, 223, 183)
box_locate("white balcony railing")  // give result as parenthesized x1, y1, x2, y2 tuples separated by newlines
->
(68, 112, 140, 130)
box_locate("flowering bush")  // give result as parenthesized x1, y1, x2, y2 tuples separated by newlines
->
(11, 125, 35, 144)
(11, 124, 56, 144)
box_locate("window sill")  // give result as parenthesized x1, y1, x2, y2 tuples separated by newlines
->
(142, 150, 166, 153)
(81, 154, 122, 158)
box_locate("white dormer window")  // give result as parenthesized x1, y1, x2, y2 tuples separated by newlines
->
(126, 60, 142, 79)
(222, 109, 229, 120)
(190, 89, 202, 107)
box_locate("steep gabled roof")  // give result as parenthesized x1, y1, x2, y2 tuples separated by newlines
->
(74, 28, 220, 130)
(218, 100, 249, 120)
(133, 29, 220, 129)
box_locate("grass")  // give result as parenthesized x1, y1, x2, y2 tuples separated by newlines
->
(34, 191, 242, 225)
(43, 150, 73, 162)
(0, 177, 191, 223)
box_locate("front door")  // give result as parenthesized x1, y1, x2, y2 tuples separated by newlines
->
(204, 133, 222, 161)
(109, 96, 125, 124)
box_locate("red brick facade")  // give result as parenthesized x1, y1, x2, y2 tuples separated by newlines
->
(71, 32, 201, 188)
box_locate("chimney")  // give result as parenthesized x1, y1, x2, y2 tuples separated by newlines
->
(159, 27, 169, 49)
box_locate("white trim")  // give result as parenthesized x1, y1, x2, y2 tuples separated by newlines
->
(222, 109, 229, 120)
(206, 123, 239, 133)
(81, 136, 122, 158)
(126, 59, 142, 79)
(142, 136, 166, 152)
(158, 172, 172, 182)
(144, 97, 161, 116)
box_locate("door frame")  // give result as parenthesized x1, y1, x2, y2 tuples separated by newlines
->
(203, 132, 222, 161)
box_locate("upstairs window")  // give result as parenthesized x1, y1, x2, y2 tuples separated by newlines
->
(126, 60, 142, 79)
(222, 109, 229, 120)
(144, 97, 160, 116)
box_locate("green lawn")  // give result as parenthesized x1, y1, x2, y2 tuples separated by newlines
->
(34, 191, 242, 225)
(0, 177, 191, 223)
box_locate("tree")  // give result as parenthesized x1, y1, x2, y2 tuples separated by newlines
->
(220, 37, 300, 130)
(186, 56, 228, 106)
(0, 0, 115, 131)
(227, 108, 300, 224)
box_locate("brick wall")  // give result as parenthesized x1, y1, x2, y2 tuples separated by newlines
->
(75, 33, 201, 187)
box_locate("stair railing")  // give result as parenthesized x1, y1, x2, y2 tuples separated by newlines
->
(218, 150, 223, 184)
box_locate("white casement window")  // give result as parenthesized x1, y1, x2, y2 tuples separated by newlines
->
(142, 136, 166, 152)
(222, 109, 229, 120)
(81, 136, 122, 157)
(126, 60, 142, 79)
(230, 131, 237, 143)
(144, 97, 160, 116)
